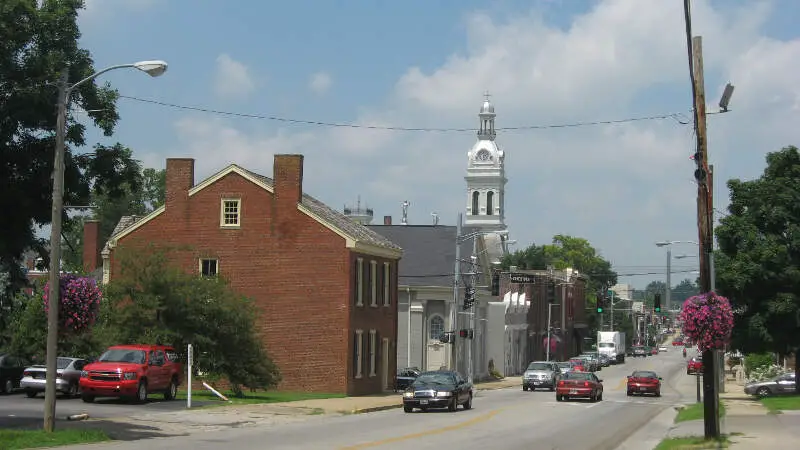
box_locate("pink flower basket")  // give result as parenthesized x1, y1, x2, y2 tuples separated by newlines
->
(679, 292, 734, 352)
(43, 274, 102, 334)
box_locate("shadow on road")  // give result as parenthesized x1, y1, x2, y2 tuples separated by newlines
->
(1, 416, 186, 441)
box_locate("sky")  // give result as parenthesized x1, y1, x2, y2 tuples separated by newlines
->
(70, 0, 800, 289)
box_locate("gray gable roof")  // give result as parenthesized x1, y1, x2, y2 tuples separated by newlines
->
(106, 165, 400, 253)
(365, 225, 480, 287)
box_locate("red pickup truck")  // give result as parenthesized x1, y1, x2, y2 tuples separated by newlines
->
(79, 344, 182, 403)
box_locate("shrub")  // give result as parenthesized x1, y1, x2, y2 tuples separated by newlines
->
(747, 364, 784, 382)
(744, 353, 775, 376)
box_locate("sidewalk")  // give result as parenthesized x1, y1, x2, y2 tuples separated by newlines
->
(664, 380, 799, 449)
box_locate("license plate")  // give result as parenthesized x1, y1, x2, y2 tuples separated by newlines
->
(569, 389, 578, 394)
(419, 399, 428, 405)
(534, 381, 541, 385)
(640, 387, 648, 391)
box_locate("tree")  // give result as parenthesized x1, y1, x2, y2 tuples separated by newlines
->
(0, 0, 140, 291)
(100, 245, 281, 394)
(672, 279, 699, 305)
(502, 234, 618, 295)
(61, 162, 166, 272)
(714, 145, 800, 392)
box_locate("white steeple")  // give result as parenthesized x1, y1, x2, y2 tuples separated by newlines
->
(464, 92, 507, 231)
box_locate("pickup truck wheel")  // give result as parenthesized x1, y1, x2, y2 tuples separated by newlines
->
(136, 381, 148, 403)
(2, 379, 12, 394)
(81, 395, 95, 403)
(164, 378, 178, 400)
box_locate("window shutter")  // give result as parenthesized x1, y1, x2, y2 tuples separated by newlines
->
(353, 332, 358, 377)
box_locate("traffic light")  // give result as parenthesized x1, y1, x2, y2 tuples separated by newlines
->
(596, 292, 604, 313)
(463, 287, 476, 310)
(654, 293, 662, 313)
(491, 272, 500, 296)
(458, 329, 474, 339)
(546, 280, 556, 304)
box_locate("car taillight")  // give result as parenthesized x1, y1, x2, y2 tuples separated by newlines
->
(558, 380, 565, 386)
(23, 370, 31, 377)
(584, 382, 589, 387)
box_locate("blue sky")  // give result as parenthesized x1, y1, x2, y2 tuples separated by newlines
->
(73, 0, 800, 289)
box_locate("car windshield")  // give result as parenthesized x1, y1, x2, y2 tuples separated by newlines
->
(557, 362, 571, 368)
(598, 343, 614, 348)
(569, 359, 584, 364)
(413, 372, 455, 386)
(527, 362, 552, 371)
(98, 349, 146, 364)
(56, 358, 73, 370)
(563, 372, 592, 381)
(632, 371, 657, 379)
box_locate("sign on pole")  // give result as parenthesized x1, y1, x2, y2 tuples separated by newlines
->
(632, 302, 644, 314)
(509, 273, 537, 284)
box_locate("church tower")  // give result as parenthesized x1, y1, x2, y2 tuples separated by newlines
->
(464, 92, 507, 231)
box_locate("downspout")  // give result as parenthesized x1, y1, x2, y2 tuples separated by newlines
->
(407, 286, 412, 367)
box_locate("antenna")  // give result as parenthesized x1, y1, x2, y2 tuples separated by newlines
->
(430, 212, 439, 226)
(401, 201, 410, 225)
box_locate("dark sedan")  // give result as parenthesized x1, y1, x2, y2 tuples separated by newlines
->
(395, 367, 420, 391)
(403, 370, 473, 413)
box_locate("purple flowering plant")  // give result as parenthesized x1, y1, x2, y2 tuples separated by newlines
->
(43, 274, 102, 334)
(679, 292, 734, 352)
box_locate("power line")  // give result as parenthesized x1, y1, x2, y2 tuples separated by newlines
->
(400, 269, 699, 279)
(118, 94, 690, 133)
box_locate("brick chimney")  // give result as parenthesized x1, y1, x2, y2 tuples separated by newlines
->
(165, 158, 194, 218)
(384, 215, 392, 225)
(273, 154, 304, 206)
(82, 220, 102, 273)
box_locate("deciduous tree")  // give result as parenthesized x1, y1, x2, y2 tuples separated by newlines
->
(714, 145, 800, 392)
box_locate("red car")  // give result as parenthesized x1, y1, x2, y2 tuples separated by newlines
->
(568, 358, 585, 372)
(556, 371, 603, 402)
(687, 357, 703, 375)
(672, 339, 683, 346)
(627, 370, 662, 396)
(650, 347, 659, 356)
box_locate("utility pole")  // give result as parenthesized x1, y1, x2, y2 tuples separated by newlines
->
(44, 70, 69, 432)
(452, 213, 462, 372)
(666, 248, 672, 312)
(545, 303, 552, 362)
(467, 238, 478, 384)
(610, 290, 615, 330)
(686, 0, 720, 431)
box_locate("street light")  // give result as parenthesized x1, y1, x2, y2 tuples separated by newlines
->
(44, 60, 168, 432)
(654, 241, 699, 311)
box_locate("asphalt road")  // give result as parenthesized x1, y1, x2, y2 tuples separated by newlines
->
(57, 347, 697, 450)
(0, 391, 212, 428)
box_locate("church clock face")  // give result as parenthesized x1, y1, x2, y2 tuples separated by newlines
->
(476, 149, 491, 162)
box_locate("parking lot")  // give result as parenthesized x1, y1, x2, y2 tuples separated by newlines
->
(0, 390, 212, 429)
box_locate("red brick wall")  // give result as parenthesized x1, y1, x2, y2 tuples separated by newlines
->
(109, 157, 399, 395)
(82, 220, 102, 273)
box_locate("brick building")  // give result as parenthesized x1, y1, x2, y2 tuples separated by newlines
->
(100, 155, 403, 395)
(498, 269, 589, 363)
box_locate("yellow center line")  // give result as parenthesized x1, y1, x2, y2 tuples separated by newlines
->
(337, 409, 501, 449)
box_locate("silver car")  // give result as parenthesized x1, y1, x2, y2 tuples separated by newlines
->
(523, 361, 560, 391)
(20, 357, 88, 397)
(744, 372, 796, 397)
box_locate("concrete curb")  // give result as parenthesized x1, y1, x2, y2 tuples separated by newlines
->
(351, 404, 404, 414)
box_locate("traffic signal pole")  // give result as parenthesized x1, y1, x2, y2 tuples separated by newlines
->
(452, 213, 462, 372)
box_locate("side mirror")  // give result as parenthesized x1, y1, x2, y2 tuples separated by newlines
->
(598, 379, 604, 383)
(659, 377, 663, 380)
(626, 375, 631, 379)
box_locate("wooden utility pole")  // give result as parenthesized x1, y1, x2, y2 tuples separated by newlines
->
(691, 34, 721, 439)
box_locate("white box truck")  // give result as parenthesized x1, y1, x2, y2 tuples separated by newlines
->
(597, 331, 626, 364)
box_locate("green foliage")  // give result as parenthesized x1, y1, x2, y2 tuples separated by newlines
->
(101, 244, 281, 392)
(501, 234, 617, 293)
(0, 0, 140, 292)
(714, 145, 800, 360)
(743, 353, 775, 375)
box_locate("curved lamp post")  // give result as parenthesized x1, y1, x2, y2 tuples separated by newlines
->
(654, 240, 699, 312)
(44, 60, 168, 432)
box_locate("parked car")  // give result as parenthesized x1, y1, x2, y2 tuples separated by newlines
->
(21, 357, 88, 398)
(556, 371, 604, 402)
(626, 370, 662, 397)
(402, 370, 473, 413)
(395, 367, 420, 391)
(79, 344, 183, 403)
(744, 373, 796, 397)
(0, 353, 28, 394)
(687, 356, 703, 375)
(522, 361, 560, 391)
(556, 361, 573, 375)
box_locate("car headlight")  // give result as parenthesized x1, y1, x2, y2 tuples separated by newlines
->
(436, 391, 452, 397)
(403, 392, 414, 398)
(80, 371, 88, 378)
(123, 372, 137, 380)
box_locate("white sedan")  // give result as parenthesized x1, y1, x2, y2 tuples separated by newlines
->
(658, 346, 668, 352)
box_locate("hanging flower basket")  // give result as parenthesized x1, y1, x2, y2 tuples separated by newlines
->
(679, 292, 734, 352)
(43, 274, 102, 334)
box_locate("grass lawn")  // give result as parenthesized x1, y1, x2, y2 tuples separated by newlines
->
(675, 402, 726, 423)
(759, 395, 800, 413)
(0, 428, 109, 450)
(655, 436, 730, 450)
(175, 388, 346, 406)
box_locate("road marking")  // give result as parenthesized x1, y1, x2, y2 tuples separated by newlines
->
(337, 409, 500, 449)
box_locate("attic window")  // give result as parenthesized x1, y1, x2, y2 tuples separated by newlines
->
(220, 199, 241, 227)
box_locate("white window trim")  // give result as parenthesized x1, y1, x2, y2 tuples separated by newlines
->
(356, 258, 364, 306)
(383, 262, 390, 306)
(355, 329, 364, 379)
(220, 198, 241, 228)
(429, 314, 446, 341)
(369, 330, 377, 377)
(370, 260, 378, 307)
(199, 258, 219, 277)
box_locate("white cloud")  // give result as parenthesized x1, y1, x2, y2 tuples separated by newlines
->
(213, 54, 256, 100)
(167, 0, 800, 287)
(309, 72, 333, 95)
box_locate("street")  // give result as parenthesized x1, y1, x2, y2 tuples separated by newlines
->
(51, 348, 695, 450)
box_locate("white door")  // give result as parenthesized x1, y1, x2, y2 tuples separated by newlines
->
(427, 343, 446, 371)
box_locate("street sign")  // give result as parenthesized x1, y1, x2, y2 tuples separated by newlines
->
(607, 289, 614, 298)
(509, 273, 536, 284)
(632, 302, 644, 313)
